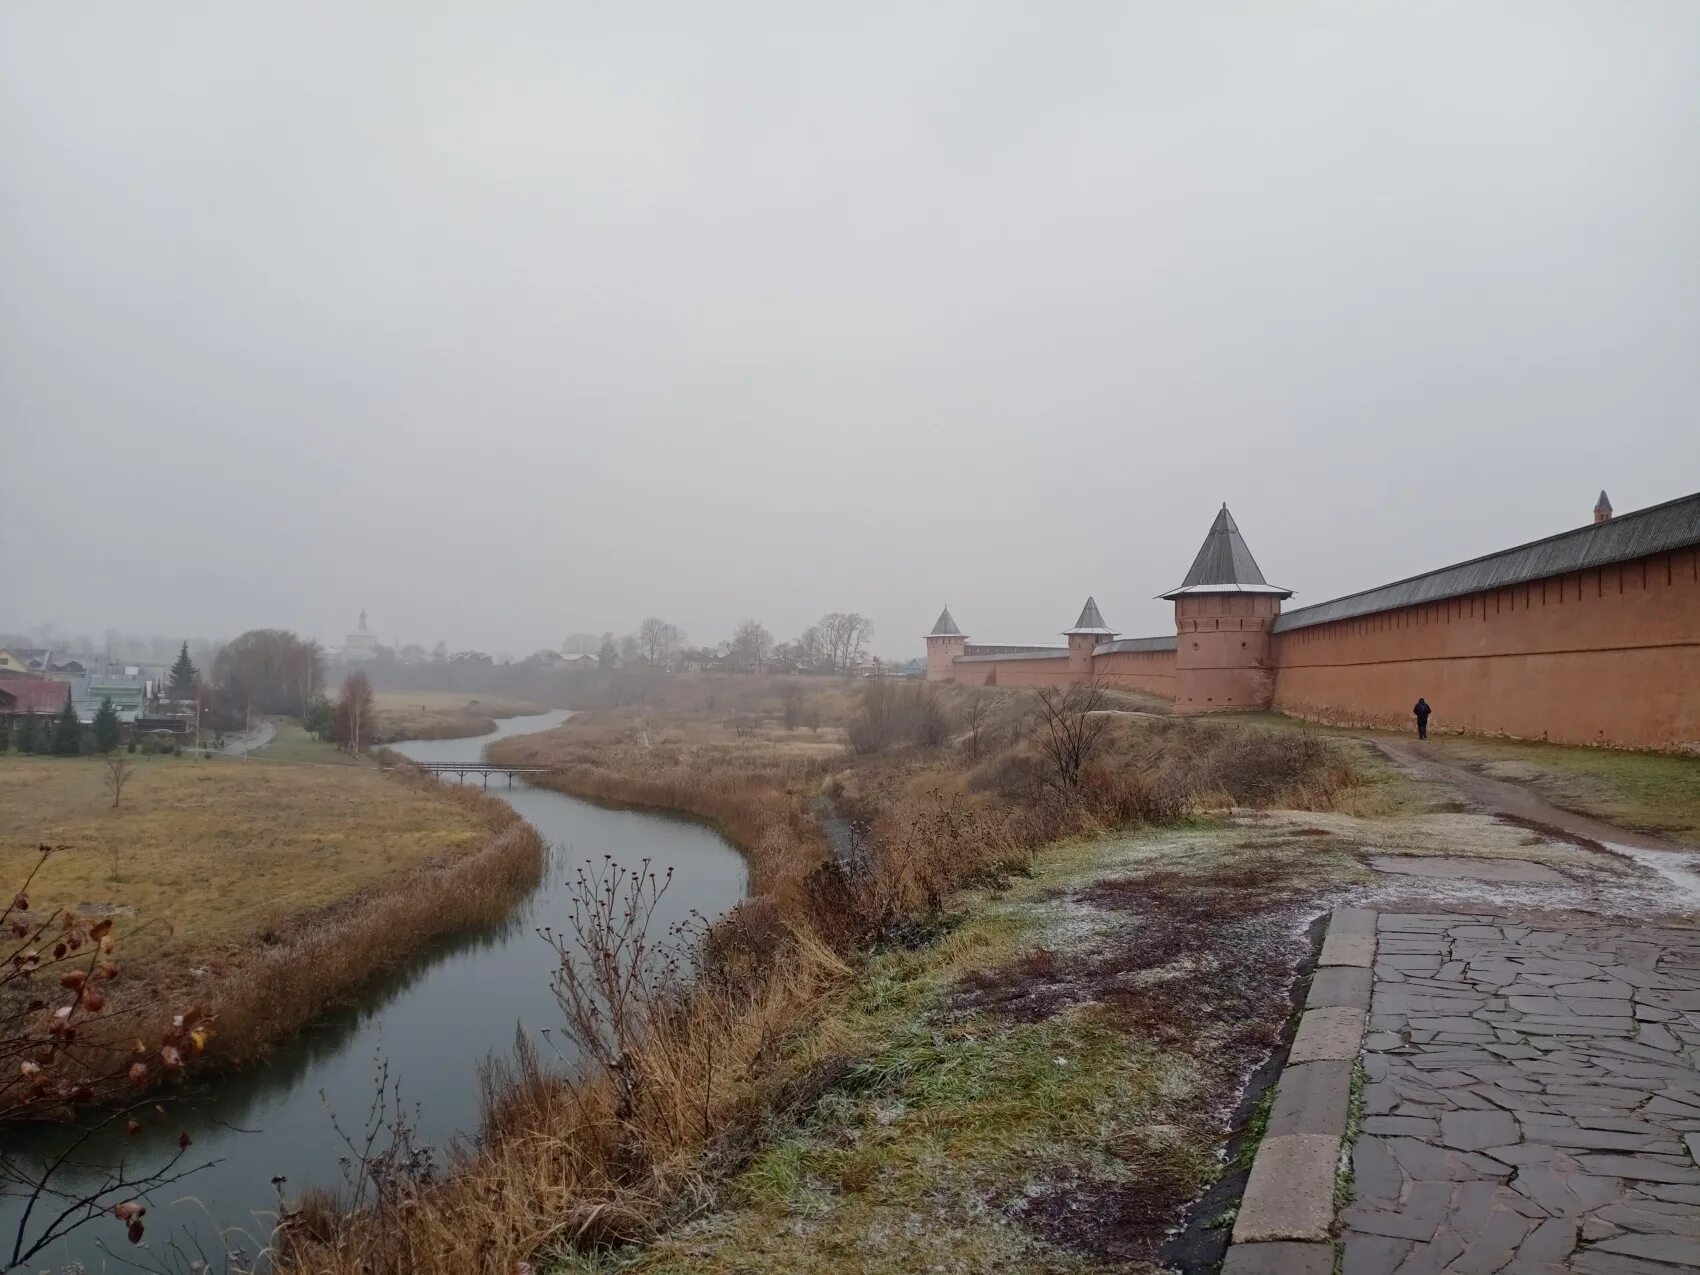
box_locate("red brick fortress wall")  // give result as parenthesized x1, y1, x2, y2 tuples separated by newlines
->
(1091, 649, 1177, 697)
(947, 656, 1079, 689)
(1270, 547, 1700, 750)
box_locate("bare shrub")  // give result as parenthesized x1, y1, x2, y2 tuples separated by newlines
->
(1098, 717, 1361, 812)
(544, 857, 694, 1184)
(913, 685, 951, 749)
(103, 755, 134, 810)
(0, 846, 210, 1264)
(1027, 682, 1113, 788)
(966, 748, 1048, 799)
(860, 790, 1027, 926)
(847, 680, 951, 755)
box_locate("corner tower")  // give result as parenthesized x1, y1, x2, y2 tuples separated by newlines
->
(1160, 505, 1291, 713)
(924, 606, 967, 681)
(1063, 596, 1115, 681)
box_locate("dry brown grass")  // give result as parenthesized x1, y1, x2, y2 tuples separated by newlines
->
(0, 753, 541, 1070)
(275, 688, 1369, 1274)
(371, 691, 541, 742)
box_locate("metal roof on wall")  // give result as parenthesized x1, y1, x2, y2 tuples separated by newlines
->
(1092, 636, 1178, 656)
(1272, 490, 1700, 633)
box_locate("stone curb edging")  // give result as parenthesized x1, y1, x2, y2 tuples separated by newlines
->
(1223, 906, 1378, 1274)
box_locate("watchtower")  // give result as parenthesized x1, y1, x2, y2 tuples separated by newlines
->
(1161, 505, 1291, 713)
(1062, 596, 1115, 680)
(924, 607, 967, 681)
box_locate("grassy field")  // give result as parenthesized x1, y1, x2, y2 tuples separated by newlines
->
(1219, 712, 1700, 841)
(255, 720, 370, 766)
(372, 690, 541, 742)
(0, 751, 526, 1063)
(1419, 734, 1700, 840)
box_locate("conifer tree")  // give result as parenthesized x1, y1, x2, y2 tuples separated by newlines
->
(52, 700, 82, 756)
(169, 641, 198, 698)
(93, 697, 121, 754)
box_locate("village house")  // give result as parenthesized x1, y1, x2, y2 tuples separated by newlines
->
(0, 676, 71, 723)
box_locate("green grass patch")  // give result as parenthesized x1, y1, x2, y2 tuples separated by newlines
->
(1426, 735, 1700, 839)
(254, 720, 369, 766)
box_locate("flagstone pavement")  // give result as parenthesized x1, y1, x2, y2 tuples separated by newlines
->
(1345, 913, 1700, 1274)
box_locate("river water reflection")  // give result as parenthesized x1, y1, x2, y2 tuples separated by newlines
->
(0, 710, 747, 1270)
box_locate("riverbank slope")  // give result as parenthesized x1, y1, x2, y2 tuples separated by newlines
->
(278, 683, 1386, 1272)
(372, 690, 542, 743)
(0, 750, 543, 1072)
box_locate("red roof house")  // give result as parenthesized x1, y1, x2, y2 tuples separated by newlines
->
(0, 677, 71, 716)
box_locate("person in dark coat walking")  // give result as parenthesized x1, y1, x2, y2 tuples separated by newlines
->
(1413, 697, 1432, 740)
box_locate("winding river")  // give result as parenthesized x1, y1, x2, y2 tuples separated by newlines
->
(1, 711, 747, 1270)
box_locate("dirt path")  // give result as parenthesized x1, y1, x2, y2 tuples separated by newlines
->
(1369, 737, 1693, 856)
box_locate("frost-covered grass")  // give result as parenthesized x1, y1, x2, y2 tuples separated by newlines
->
(549, 824, 1334, 1275)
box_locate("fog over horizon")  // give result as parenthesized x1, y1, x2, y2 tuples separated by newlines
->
(4, 2, 1697, 660)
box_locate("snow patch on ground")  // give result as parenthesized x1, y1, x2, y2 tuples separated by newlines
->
(1602, 840, 1700, 914)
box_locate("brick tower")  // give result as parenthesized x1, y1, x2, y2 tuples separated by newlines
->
(1063, 596, 1115, 681)
(1161, 505, 1291, 713)
(924, 606, 967, 681)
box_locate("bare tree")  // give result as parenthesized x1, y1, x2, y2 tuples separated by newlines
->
(965, 691, 991, 761)
(796, 625, 825, 672)
(1027, 682, 1114, 788)
(213, 629, 323, 716)
(104, 756, 134, 810)
(727, 620, 773, 673)
(636, 617, 685, 669)
(814, 612, 875, 674)
(333, 670, 377, 754)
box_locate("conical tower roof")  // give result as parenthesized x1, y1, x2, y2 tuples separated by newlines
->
(927, 606, 964, 637)
(1596, 490, 1613, 514)
(1063, 595, 1115, 635)
(1160, 504, 1291, 599)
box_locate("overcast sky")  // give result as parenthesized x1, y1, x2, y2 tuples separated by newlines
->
(3, 2, 1697, 658)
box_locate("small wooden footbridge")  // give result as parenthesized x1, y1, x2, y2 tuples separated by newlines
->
(409, 762, 554, 786)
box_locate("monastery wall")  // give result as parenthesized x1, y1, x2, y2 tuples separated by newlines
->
(1091, 648, 1177, 697)
(928, 494, 1700, 752)
(1270, 546, 1700, 750)
(947, 655, 1078, 689)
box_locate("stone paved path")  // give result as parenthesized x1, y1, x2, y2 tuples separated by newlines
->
(1345, 912, 1700, 1274)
